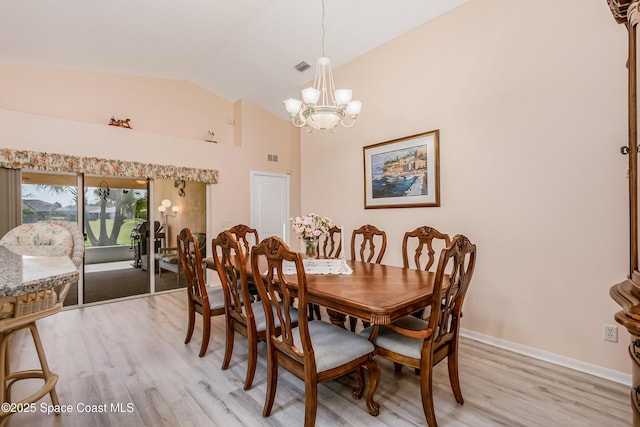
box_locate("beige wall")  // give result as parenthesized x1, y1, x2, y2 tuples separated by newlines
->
(300, 0, 631, 373)
(0, 65, 301, 261)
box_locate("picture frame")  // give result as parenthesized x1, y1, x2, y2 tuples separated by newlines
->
(363, 129, 440, 209)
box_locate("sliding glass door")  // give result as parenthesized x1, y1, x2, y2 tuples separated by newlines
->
(83, 176, 148, 303)
(21, 171, 80, 305)
(19, 171, 206, 306)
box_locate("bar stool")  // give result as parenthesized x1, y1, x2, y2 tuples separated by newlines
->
(0, 283, 72, 425)
(0, 221, 83, 426)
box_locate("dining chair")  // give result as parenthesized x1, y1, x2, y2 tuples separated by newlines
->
(178, 227, 225, 357)
(226, 224, 260, 300)
(361, 234, 477, 427)
(402, 226, 450, 318)
(402, 226, 450, 271)
(0, 220, 83, 425)
(319, 225, 342, 259)
(349, 224, 387, 331)
(306, 225, 343, 321)
(251, 236, 381, 427)
(226, 223, 259, 256)
(350, 224, 387, 264)
(157, 232, 205, 287)
(212, 231, 298, 390)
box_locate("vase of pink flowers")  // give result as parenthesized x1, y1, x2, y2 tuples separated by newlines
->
(290, 213, 333, 259)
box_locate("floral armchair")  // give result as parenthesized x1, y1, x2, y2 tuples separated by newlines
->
(0, 220, 84, 268)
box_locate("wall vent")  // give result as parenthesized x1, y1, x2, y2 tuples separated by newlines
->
(267, 153, 279, 162)
(294, 61, 311, 72)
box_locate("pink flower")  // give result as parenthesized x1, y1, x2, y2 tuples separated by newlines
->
(290, 213, 333, 241)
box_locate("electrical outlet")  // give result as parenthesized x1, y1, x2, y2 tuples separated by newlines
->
(603, 324, 618, 343)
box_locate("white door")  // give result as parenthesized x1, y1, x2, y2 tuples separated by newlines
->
(250, 171, 290, 244)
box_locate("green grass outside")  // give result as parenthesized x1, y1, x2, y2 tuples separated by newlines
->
(85, 219, 142, 247)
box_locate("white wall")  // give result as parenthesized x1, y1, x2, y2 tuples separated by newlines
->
(300, 0, 631, 373)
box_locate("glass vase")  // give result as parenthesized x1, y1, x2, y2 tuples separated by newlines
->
(303, 238, 318, 259)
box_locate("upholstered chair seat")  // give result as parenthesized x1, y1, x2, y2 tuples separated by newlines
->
(297, 320, 375, 372)
(360, 315, 429, 360)
(252, 300, 299, 332)
(206, 287, 226, 312)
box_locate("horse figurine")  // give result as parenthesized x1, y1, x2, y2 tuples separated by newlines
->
(108, 116, 132, 129)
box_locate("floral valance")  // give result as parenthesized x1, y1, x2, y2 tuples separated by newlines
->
(0, 148, 218, 184)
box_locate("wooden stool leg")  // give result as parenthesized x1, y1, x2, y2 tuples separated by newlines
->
(0, 332, 8, 405)
(28, 323, 60, 407)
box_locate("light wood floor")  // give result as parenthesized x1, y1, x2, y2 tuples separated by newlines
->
(6, 291, 631, 426)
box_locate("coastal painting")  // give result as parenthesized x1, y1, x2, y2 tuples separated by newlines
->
(363, 130, 440, 209)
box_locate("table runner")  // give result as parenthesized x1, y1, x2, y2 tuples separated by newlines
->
(283, 258, 353, 275)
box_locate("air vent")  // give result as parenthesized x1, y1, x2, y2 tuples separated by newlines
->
(267, 153, 279, 162)
(294, 61, 311, 72)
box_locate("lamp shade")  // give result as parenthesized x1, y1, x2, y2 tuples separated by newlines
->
(334, 89, 352, 107)
(284, 98, 302, 115)
(301, 87, 320, 105)
(346, 100, 362, 116)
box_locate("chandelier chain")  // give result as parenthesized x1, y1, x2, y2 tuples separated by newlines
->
(321, 0, 326, 57)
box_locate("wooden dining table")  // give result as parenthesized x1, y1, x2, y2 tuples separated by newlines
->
(203, 257, 438, 327)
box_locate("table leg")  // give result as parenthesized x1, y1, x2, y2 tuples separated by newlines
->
(325, 309, 347, 328)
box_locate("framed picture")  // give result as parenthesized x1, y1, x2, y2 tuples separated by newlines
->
(363, 130, 440, 209)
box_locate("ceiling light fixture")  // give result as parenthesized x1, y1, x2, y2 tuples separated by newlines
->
(283, 0, 361, 131)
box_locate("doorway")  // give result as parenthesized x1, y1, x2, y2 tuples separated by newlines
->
(250, 171, 290, 243)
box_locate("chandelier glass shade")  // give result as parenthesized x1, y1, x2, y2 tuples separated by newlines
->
(283, 1, 361, 131)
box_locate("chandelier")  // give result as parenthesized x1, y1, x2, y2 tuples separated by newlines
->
(283, 0, 361, 131)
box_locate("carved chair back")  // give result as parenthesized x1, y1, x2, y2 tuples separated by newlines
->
(226, 224, 259, 256)
(351, 224, 387, 264)
(177, 228, 208, 310)
(319, 225, 342, 259)
(402, 226, 450, 271)
(251, 237, 312, 368)
(427, 234, 476, 354)
(211, 231, 253, 327)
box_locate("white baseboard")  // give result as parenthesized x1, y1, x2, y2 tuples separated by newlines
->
(461, 328, 632, 386)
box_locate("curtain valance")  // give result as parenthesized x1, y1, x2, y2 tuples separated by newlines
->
(0, 148, 218, 184)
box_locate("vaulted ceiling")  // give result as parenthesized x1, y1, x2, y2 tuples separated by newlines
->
(0, 0, 467, 119)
